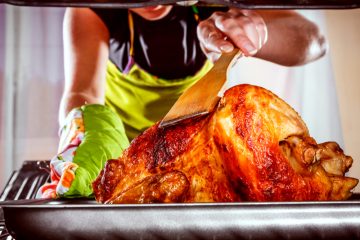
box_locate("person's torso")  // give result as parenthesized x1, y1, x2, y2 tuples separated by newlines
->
(91, 6, 227, 139)
(92, 6, 226, 79)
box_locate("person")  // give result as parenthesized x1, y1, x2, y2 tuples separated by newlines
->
(38, 4, 326, 199)
(61, 5, 326, 139)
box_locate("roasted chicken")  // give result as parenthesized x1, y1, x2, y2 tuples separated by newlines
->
(93, 84, 358, 203)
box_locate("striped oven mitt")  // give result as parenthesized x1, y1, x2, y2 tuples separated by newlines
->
(37, 104, 129, 198)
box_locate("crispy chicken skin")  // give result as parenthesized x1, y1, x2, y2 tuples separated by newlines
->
(93, 84, 358, 203)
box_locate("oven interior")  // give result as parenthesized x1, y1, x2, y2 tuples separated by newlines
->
(1, 0, 360, 239)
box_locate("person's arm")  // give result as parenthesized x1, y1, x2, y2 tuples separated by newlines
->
(38, 8, 130, 199)
(61, 7, 110, 127)
(197, 9, 326, 66)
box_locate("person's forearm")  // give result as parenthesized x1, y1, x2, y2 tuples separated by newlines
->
(197, 9, 326, 66)
(59, 91, 105, 128)
(255, 10, 327, 66)
(61, 8, 110, 128)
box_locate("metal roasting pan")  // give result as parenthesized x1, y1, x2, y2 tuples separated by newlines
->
(1, 0, 360, 9)
(1, 196, 360, 240)
(1, 161, 360, 240)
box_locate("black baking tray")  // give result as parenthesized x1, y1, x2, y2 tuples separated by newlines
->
(1, 0, 360, 9)
(1, 196, 360, 240)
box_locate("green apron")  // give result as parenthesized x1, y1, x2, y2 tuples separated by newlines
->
(104, 9, 212, 140)
(105, 60, 212, 140)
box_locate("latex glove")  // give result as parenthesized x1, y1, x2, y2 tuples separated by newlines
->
(197, 8, 268, 62)
(37, 104, 129, 198)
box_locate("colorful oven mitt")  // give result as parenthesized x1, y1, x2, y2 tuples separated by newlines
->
(37, 104, 129, 198)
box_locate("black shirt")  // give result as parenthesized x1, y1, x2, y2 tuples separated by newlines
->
(91, 6, 227, 79)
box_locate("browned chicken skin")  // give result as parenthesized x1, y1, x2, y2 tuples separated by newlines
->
(93, 84, 358, 203)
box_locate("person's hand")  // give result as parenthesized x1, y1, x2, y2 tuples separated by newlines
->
(37, 104, 129, 199)
(197, 8, 268, 62)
